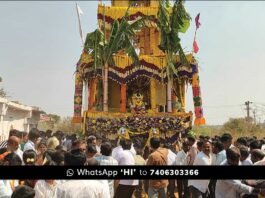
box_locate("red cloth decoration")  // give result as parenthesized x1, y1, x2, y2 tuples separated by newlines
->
(192, 86, 201, 97)
(193, 39, 199, 54)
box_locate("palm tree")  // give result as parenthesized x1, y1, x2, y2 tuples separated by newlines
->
(84, 6, 146, 112)
(157, 0, 191, 112)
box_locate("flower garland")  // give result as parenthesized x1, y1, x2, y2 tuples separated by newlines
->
(192, 64, 206, 125)
(84, 112, 192, 135)
(78, 53, 195, 85)
(72, 71, 83, 123)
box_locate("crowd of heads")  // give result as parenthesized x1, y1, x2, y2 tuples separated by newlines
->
(0, 127, 265, 197)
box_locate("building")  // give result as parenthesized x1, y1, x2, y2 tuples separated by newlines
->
(0, 97, 43, 141)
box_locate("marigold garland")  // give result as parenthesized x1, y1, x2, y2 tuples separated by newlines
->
(73, 71, 83, 123)
(84, 111, 192, 134)
(192, 64, 205, 126)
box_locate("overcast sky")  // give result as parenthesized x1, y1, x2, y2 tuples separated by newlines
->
(1, 1, 265, 125)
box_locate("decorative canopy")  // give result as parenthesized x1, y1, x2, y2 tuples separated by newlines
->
(77, 52, 197, 84)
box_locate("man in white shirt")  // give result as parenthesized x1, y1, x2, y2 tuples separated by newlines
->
(55, 148, 110, 198)
(175, 139, 191, 198)
(55, 180, 110, 198)
(23, 128, 40, 152)
(261, 141, 265, 154)
(6, 136, 23, 160)
(210, 140, 226, 198)
(114, 139, 138, 198)
(34, 180, 59, 198)
(0, 180, 13, 198)
(164, 142, 177, 198)
(95, 134, 102, 153)
(112, 138, 136, 162)
(188, 140, 213, 198)
(251, 149, 265, 164)
(95, 142, 118, 198)
(175, 139, 191, 166)
(216, 147, 263, 198)
(212, 140, 226, 165)
(239, 145, 253, 165)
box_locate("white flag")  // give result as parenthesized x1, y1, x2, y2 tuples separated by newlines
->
(75, 3, 84, 45)
(77, 4, 83, 16)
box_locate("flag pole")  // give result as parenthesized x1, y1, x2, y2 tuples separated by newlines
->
(75, 2, 84, 46)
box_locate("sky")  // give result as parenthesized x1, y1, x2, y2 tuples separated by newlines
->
(1, 1, 265, 125)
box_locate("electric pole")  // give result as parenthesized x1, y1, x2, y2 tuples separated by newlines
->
(245, 101, 252, 121)
(253, 109, 256, 125)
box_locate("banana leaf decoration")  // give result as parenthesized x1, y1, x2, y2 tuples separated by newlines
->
(84, 5, 146, 72)
(158, 0, 191, 73)
(83, 5, 147, 112)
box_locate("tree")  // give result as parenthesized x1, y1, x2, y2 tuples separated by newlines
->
(0, 76, 7, 98)
(83, 5, 146, 112)
(38, 116, 81, 134)
(55, 117, 81, 134)
(48, 114, 61, 123)
(38, 114, 61, 131)
(157, 0, 191, 112)
(221, 117, 265, 138)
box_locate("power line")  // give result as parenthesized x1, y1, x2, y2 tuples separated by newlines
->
(204, 104, 244, 109)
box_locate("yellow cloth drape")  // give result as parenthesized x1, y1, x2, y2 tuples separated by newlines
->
(82, 111, 87, 134)
(98, 5, 159, 20)
(150, 78, 156, 111)
(88, 78, 97, 110)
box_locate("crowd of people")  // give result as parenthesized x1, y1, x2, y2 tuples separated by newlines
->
(0, 128, 265, 198)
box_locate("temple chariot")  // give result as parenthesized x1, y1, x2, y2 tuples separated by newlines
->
(72, 0, 205, 139)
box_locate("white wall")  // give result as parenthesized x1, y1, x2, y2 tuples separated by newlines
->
(0, 98, 41, 141)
